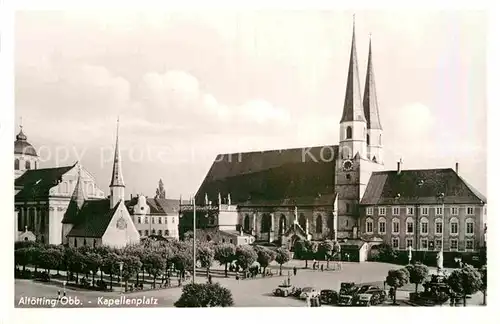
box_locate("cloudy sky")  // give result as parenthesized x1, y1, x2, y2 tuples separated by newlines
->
(15, 10, 487, 198)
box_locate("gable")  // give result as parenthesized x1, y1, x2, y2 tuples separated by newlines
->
(66, 199, 116, 236)
(101, 202, 140, 247)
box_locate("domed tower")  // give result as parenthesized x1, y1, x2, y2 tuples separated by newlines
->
(14, 123, 40, 179)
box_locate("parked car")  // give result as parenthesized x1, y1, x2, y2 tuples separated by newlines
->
(355, 294, 373, 306)
(299, 287, 320, 300)
(337, 294, 354, 306)
(320, 289, 339, 305)
(337, 282, 360, 306)
(353, 285, 387, 306)
(292, 287, 303, 298)
(273, 285, 296, 297)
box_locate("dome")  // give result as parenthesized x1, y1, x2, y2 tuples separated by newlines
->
(14, 129, 38, 156)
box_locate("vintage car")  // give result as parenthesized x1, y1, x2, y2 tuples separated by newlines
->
(355, 294, 373, 306)
(320, 289, 339, 305)
(337, 282, 360, 306)
(353, 285, 387, 306)
(299, 287, 320, 300)
(273, 285, 296, 297)
(337, 294, 354, 306)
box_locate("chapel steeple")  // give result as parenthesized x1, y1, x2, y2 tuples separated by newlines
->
(109, 117, 125, 208)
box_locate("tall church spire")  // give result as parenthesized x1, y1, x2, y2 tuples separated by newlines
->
(340, 15, 366, 124)
(110, 117, 125, 208)
(363, 35, 383, 130)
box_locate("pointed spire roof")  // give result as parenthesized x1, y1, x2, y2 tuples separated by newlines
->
(363, 35, 383, 130)
(71, 163, 87, 210)
(110, 117, 125, 187)
(340, 16, 366, 124)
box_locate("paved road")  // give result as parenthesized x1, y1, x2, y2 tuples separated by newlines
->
(15, 262, 485, 308)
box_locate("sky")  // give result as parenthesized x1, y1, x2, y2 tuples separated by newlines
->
(14, 10, 487, 198)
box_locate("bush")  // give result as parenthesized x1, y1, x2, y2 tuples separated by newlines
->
(174, 283, 234, 307)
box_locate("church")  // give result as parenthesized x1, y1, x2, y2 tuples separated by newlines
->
(182, 20, 487, 261)
(14, 120, 140, 248)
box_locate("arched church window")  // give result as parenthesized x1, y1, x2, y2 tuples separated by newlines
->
(315, 215, 323, 233)
(14, 159, 20, 170)
(379, 134, 382, 145)
(367, 134, 370, 145)
(244, 214, 250, 231)
(74, 238, 78, 247)
(25, 160, 31, 170)
(346, 126, 352, 139)
(260, 214, 272, 233)
(83, 238, 87, 246)
(279, 214, 287, 234)
(346, 203, 350, 213)
(299, 214, 306, 230)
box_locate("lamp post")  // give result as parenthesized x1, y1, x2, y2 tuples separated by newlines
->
(192, 196, 196, 284)
(118, 261, 124, 294)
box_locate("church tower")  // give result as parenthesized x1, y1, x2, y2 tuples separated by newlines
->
(363, 36, 383, 164)
(335, 18, 384, 239)
(109, 118, 125, 208)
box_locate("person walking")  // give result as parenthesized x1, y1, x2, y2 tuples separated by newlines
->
(293, 266, 297, 276)
(320, 264, 324, 272)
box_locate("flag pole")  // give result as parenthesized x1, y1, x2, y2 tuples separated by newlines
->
(193, 195, 196, 284)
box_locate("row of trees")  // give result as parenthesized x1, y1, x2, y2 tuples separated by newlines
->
(15, 238, 293, 291)
(385, 262, 487, 306)
(293, 239, 341, 268)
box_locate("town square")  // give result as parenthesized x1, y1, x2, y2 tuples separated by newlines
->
(11, 10, 487, 308)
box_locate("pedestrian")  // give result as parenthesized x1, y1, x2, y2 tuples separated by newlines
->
(57, 290, 61, 300)
(236, 273, 239, 282)
(320, 264, 324, 272)
(293, 267, 297, 276)
(287, 277, 291, 286)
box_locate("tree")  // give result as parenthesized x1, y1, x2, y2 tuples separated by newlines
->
(255, 246, 276, 276)
(481, 266, 487, 305)
(405, 263, 429, 293)
(386, 268, 409, 304)
(85, 252, 103, 286)
(447, 264, 483, 307)
(15, 247, 32, 272)
(235, 245, 258, 272)
(275, 247, 291, 276)
(174, 283, 234, 307)
(214, 243, 236, 277)
(183, 231, 194, 241)
(102, 252, 120, 289)
(143, 252, 165, 288)
(318, 240, 340, 268)
(197, 243, 215, 277)
(293, 240, 309, 268)
(374, 243, 398, 263)
(120, 255, 142, 292)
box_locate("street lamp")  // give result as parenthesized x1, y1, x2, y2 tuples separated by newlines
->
(118, 261, 124, 294)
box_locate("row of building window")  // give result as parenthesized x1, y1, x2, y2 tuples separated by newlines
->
(390, 237, 475, 251)
(136, 216, 176, 224)
(365, 217, 475, 235)
(74, 238, 97, 248)
(138, 229, 171, 236)
(344, 126, 382, 145)
(14, 159, 37, 170)
(366, 206, 476, 216)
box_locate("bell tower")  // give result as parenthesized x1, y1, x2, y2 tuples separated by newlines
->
(335, 16, 367, 239)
